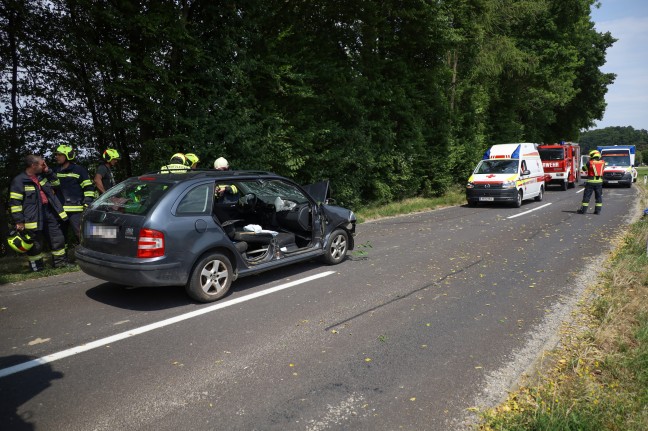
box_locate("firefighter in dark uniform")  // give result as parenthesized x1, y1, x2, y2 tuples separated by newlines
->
(577, 150, 605, 214)
(8, 154, 70, 271)
(53, 144, 95, 241)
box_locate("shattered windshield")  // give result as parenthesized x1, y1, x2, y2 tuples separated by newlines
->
(237, 179, 309, 204)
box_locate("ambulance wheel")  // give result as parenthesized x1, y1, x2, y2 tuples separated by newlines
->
(513, 190, 523, 208)
(535, 186, 544, 202)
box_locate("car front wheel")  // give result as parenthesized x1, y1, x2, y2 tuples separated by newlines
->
(186, 252, 233, 302)
(323, 229, 348, 265)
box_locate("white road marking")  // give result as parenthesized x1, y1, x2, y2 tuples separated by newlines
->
(507, 203, 552, 219)
(0, 271, 336, 379)
(577, 188, 585, 193)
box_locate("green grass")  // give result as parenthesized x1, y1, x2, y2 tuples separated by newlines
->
(479, 177, 648, 431)
(354, 185, 467, 222)
(0, 254, 79, 284)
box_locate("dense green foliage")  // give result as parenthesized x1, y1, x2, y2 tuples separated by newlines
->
(1, 0, 616, 208)
(580, 126, 648, 164)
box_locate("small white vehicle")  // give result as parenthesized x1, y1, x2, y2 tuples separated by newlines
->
(466, 143, 546, 208)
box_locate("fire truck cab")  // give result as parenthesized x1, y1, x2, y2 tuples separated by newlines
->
(538, 142, 581, 190)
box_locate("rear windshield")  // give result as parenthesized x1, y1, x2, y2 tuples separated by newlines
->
(91, 180, 172, 215)
(539, 148, 564, 160)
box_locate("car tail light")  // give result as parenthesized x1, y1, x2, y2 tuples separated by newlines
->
(137, 228, 165, 258)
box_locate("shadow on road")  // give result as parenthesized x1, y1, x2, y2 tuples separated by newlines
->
(0, 355, 63, 431)
(84, 259, 330, 311)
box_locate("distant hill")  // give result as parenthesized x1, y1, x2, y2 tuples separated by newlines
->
(579, 126, 648, 165)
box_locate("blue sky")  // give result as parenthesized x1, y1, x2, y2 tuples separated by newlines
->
(589, 0, 648, 131)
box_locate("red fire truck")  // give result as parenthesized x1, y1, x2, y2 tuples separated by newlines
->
(538, 142, 581, 190)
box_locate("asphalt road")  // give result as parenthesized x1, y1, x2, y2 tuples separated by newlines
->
(0, 183, 639, 431)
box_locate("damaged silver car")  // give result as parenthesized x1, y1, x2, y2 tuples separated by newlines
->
(75, 171, 356, 302)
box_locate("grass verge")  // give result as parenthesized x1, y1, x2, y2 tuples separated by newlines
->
(478, 178, 648, 430)
(0, 253, 79, 284)
(354, 185, 467, 222)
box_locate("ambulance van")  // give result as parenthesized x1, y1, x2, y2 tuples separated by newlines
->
(466, 143, 546, 207)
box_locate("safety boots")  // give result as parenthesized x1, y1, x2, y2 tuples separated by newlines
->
(29, 259, 45, 272)
(53, 254, 74, 268)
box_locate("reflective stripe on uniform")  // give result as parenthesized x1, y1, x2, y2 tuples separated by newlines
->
(27, 254, 44, 262)
(58, 173, 81, 179)
(63, 205, 84, 212)
(25, 222, 37, 229)
(10, 205, 22, 213)
(10, 192, 23, 200)
(24, 185, 36, 191)
(51, 248, 66, 257)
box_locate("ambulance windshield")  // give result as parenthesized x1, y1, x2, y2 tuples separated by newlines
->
(476, 159, 518, 174)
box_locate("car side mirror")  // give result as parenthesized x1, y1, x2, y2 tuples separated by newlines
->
(325, 198, 336, 205)
(522, 169, 531, 176)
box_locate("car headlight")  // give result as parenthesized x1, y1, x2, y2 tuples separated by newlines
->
(466, 182, 475, 189)
(502, 180, 516, 189)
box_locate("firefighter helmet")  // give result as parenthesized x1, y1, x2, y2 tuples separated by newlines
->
(103, 148, 121, 162)
(170, 153, 187, 165)
(589, 150, 601, 159)
(56, 144, 76, 161)
(7, 230, 34, 254)
(185, 153, 199, 166)
(213, 157, 229, 170)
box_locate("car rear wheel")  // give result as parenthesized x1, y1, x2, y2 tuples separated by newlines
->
(323, 229, 348, 265)
(535, 186, 544, 201)
(186, 252, 233, 302)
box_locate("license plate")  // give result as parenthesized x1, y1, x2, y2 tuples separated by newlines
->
(86, 224, 117, 239)
(479, 197, 495, 202)
(607, 180, 618, 184)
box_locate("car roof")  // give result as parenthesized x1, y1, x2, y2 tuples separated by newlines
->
(137, 169, 285, 183)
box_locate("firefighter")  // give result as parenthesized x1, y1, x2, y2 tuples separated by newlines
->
(8, 154, 70, 271)
(212, 157, 239, 203)
(160, 153, 189, 173)
(185, 153, 200, 169)
(53, 145, 95, 242)
(94, 148, 120, 195)
(577, 150, 605, 214)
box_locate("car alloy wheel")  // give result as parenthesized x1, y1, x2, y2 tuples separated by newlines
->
(187, 252, 233, 302)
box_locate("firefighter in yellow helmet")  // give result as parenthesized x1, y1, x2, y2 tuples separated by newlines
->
(94, 148, 120, 195)
(160, 153, 189, 173)
(185, 153, 199, 169)
(53, 144, 95, 242)
(577, 150, 605, 214)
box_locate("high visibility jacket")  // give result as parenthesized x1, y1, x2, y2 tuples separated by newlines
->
(586, 159, 605, 183)
(9, 171, 68, 231)
(160, 163, 189, 173)
(53, 162, 95, 213)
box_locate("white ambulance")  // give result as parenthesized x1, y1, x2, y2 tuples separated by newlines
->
(466, 143, 546, 207)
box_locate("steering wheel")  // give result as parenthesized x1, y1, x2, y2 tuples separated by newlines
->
(237, 193, 258, 213)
